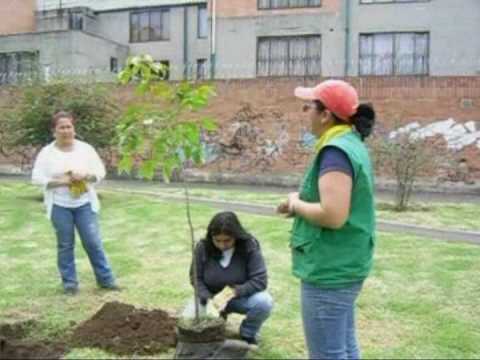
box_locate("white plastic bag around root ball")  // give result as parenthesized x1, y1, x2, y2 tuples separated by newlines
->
(181, 297, 219, 319)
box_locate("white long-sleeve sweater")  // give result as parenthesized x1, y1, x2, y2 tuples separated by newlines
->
(32, 140, 106, 219)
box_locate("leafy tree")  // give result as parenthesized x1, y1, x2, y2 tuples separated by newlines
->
(116, 55, 217, 322)
(1, 80, 118, 167)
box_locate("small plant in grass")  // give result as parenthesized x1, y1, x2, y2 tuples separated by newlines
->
(369, 128, 450, 212)
(115, 55, 217, 323)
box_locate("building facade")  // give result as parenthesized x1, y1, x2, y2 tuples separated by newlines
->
(214, 0, 480, 78)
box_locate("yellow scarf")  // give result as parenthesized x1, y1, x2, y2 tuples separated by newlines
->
(314, 125, 352, 153)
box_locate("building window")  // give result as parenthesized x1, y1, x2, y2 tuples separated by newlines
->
(360, 0, 429, 4)
(257, 35, 321, 77)
(258, 0, 321, 10)
(198, 4, 208, 39)
(0, 51, 39, 85)
(359, 32, 429, 76)
(110, 57, 118, 73)
(130, 8, 170, 43)
(197, 59, 208, 80)
(69, 13, 84, 30)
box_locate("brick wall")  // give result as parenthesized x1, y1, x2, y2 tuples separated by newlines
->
(0, 0, 36, 35)
(1, 76, 479, 179)
(197, 76, 480, 178)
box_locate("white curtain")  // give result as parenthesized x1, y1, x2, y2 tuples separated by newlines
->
(414, 33, 429, 75)
(139, 12, 150, 42)
(258, 0, 270, 9)
(271, 0, 289, 8)
(290, 37, 308, 76)
(359, 35, 374, 75)
(307, 36, 321, 76)
(257, 40, 270, 76)
(161, 10, 170, 40)
(373, 34, 393, 75)
(270, 38, 288, 76)
(395, 33, 415, 75)
(150, 11, 162, 41)
(130, 13, 139, 42)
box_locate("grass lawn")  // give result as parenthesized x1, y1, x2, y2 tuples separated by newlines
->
(1, 181, 480, 359)
(106, 185, 480, 232)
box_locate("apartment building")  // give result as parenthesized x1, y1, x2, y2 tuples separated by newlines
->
(214, 0, 480, 78)
(0, 0, 209, 83)
(349, 0, 480, 76)
(0, 0, 478, 84)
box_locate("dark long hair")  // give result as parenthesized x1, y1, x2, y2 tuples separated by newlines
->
(203, 211, 256, 260)
(313, 100, 376, 141)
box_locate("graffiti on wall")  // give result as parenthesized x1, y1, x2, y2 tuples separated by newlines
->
(200, 104, 294, 171)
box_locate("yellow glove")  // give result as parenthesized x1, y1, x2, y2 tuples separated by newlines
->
(66, 171, 88, 198)
(212, 286, 236, 311)
(69, 180, 88, 198)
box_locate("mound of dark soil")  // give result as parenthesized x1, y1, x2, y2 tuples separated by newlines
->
(71, 301, 177, 355)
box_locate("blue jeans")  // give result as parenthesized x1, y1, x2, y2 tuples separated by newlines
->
(51, 203, 115, 290)
(301, 281, 364, 360)
(225, 291, 273, 340)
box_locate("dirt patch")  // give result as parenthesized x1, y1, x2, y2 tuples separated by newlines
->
(0, 338, 66, 360)
(0, 321, 36, 339)
(0, 321, 66, 360)
(71, 301, 177, 355)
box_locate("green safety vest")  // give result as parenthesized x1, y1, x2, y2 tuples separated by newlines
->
(290, 131, 376, 288)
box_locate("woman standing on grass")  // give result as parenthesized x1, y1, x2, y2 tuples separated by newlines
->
(278, 80, 376, 359)
(32, 111, 118, 295)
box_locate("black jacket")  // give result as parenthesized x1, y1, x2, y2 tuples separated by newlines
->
(190, 238, 268, 300)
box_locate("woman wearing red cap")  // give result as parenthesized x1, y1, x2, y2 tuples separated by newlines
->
(278, 80, 376, 359)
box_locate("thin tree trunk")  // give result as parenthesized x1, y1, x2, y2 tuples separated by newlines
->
(184, 181, 200, 322)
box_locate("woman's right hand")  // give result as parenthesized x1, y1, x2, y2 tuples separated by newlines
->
(277, 201, 290, 215)
(277, 200, 296, 218)
(54, 174, 72, 185)
(47, 174, 71, 189)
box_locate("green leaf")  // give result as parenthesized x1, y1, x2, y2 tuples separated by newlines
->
(117, 156, 134, 174)
(183, 123, 201, 144)
(201, 117, 217, 132)
(139, 160, 156, 180)
(118, 70, 131, 85)
(192, 148, 204, 165)
(161, 157, 180, 183)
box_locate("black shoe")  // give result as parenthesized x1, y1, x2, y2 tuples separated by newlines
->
(64, 287, 78, 296)
(241, 336, 258, 346)
(99, 284, 122, 292)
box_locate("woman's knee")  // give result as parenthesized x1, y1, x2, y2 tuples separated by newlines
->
(250, 291, 274, 315)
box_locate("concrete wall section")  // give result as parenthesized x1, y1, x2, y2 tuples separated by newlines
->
(96, 5, 210, 79)
(38, 0, 206, 12)
(69, 31, 129, 73)
(0, 31, 128, 77)
(215, 12, 345, 79)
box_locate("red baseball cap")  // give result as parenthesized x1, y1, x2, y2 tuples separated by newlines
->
(294, 80, 359, 121)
